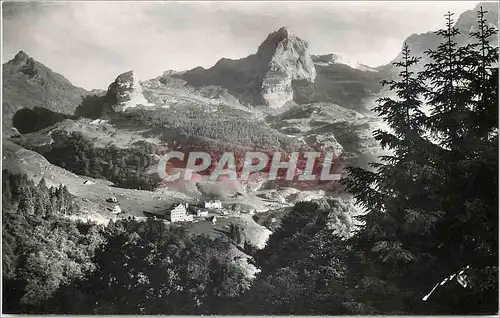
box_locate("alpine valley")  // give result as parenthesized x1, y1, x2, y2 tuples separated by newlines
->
(3, 1, 498, 249)
(2, 2, 498, 314)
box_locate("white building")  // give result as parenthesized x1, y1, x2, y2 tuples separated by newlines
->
(169, 203, 193, 222)
(111, 205, 122, 214)
(204, 200, 222, 209)
(196, 209, 209, 217)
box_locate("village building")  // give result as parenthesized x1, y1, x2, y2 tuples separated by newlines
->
(195, 209, 209, 217)
(204, 200, 222, 209)
(143, 203, 193, 222)
(169, 203, 193, 222)
(111, 205, 122, 214)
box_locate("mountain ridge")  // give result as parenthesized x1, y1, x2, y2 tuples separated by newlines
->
(380, 1, 498, 74)
(2, 50, 88, 134)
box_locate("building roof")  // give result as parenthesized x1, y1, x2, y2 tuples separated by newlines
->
(165, 202, 186, 211)
(143, 203, 187, 218)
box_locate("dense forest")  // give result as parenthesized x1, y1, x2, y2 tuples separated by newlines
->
(2, 170, 249, 314)
(2, 170, 100, 313)
(2, 8, 498, 315)
(30, 130, 159, 190)
(117, 104, 304, 152)
(2, 172, 355, 314)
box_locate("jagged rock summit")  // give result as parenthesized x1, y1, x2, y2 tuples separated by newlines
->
(106, 70, 155, 111)
(179, 26, 316, 108)
(257, 27, 316, 81)
(11, 50, 34, 70)
(257, 27, 316, 108)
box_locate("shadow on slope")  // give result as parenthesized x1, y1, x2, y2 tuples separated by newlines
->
(292, 63, 384, 112)
(12, 107, 75, 134)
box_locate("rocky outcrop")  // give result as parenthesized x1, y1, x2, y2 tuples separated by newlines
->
(178, 26, 382, 111)
(305, 133, 344, 158)
(257, 27, 317, 108)
(106, 70, 155, 111)
(179, 27, 316, 108)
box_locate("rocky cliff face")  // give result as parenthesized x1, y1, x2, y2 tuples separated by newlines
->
(106, 70, 155, 111)
(179, 27, 316, 108)
(178, 27, 381, 111)
(257, 27, 316, 108)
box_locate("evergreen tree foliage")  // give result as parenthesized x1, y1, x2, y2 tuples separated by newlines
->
(2, 171, 249, 314)
(238, 201, 355, 315)
(342, 8, 498, 314)
(2, 170, 100, 313)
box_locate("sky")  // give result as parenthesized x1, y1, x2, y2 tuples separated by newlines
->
(2, 1, 482, 90)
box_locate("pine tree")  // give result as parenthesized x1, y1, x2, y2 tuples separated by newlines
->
(342, 9, 498, 314)
(343, 41, 438, 314)
(418, 9, 498, 313)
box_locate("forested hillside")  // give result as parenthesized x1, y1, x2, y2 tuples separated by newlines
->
(2, 170, 249, 314)
(22, 130, 159, 190)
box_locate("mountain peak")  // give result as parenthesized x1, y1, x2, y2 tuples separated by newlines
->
(114, 70, 135, 84)
(275, 26, 291, 38)
(12, 50, 33, 65)
(3, 50, 88, 133)
(474, 2, 498, 12)
(455, 2, 498, 32)
(180, 26, 316, 108)
(257, 26, 302, 55)
(254, 27, 316, 107)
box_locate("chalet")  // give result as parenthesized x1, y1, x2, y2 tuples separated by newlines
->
(204, 200, 222, 209)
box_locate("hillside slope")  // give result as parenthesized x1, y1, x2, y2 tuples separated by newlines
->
(2, 51, 88, 133)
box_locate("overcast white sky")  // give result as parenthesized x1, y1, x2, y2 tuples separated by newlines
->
(2, 1, 481, 90)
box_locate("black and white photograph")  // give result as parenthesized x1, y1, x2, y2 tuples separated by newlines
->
(1, 1, 498, 315)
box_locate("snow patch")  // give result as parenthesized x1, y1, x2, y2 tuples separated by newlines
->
(313, 53, 377, 72)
